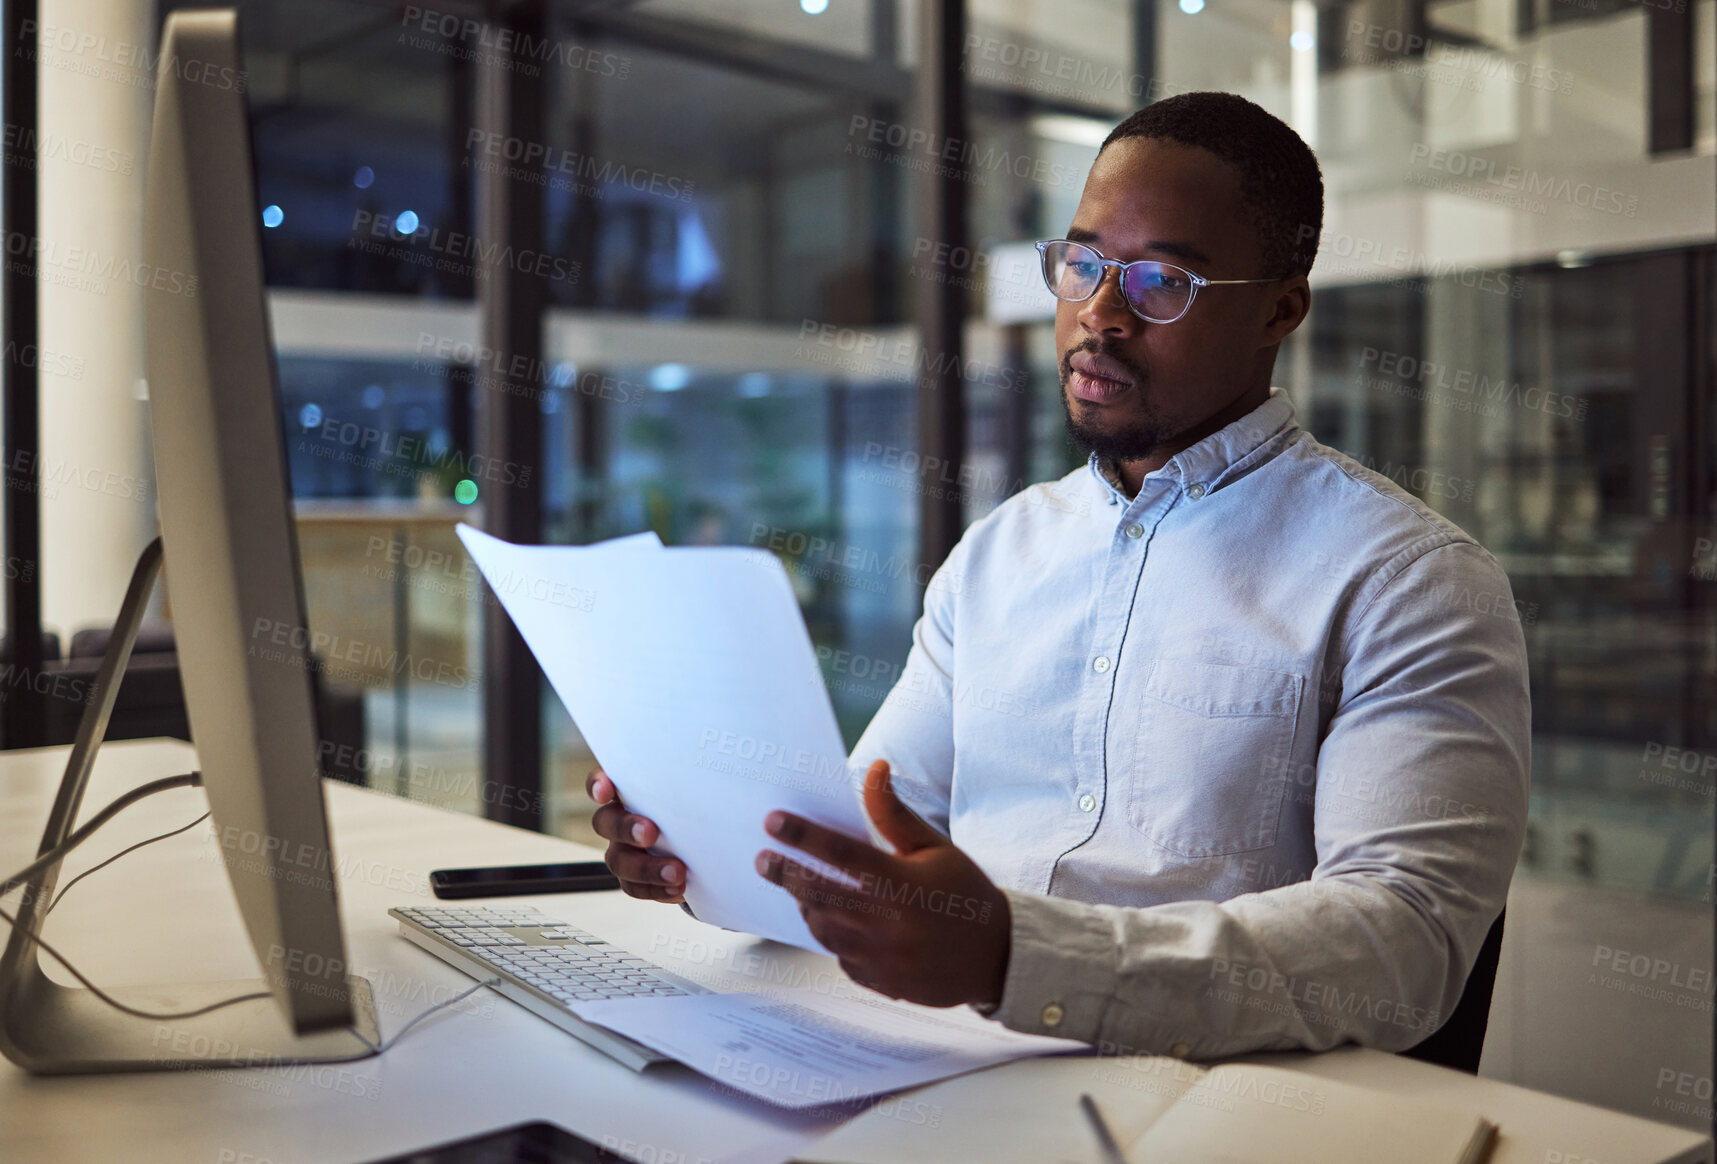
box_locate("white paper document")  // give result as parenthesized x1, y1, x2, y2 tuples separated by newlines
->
(569, 989, 1086, 1108)
(456, 524, 872, 951)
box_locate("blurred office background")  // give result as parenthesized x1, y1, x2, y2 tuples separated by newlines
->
(5, 0, 1713, 1133)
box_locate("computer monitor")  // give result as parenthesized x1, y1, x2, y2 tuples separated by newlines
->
(0, 8, 378, 1073)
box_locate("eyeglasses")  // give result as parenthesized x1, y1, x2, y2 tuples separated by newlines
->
(1036, 239, 1279, 324)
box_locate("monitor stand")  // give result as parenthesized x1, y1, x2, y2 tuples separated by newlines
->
(0, 538, 380, 1074)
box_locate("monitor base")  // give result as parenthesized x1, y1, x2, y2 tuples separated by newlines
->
(0, 962, 379, 1074)
(0, 537, 380, 1074)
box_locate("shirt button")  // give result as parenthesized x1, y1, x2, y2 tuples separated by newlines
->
(1092, 656, 1111, 673)
(1078, 793, 1096, 812)
(1170, 1041, 1192, 1057)
(1186, 483, 1206, 500)
(1041, 1003, 1065, 1027)
(1124, 523, 1144, 539)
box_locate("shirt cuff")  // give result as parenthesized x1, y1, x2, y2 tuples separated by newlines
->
(991, 888, 1116, 1042)
(988, 887, 1193, 1058)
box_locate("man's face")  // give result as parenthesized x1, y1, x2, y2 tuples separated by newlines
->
(1054, 136, 1303, 464)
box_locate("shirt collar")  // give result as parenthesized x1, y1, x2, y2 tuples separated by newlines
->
(1088, 385, 1298, 503)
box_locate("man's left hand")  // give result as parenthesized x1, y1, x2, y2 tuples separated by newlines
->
(755, 759, 1012, 1009)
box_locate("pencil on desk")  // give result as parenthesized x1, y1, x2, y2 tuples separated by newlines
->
(1080, 1092, 1130, 1164)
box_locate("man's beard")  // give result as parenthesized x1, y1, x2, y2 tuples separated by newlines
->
(1059, 343, 1172, 462)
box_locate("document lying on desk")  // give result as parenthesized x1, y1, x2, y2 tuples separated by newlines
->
(799, 1053, 1498, 1164)
(457, 525, 872, 952)
(569, 988, 1087, 1108)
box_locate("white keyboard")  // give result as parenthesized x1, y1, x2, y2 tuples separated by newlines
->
(388, 904, 707, 1070)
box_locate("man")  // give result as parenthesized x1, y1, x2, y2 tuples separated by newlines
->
(586, 91, 1530, 1059)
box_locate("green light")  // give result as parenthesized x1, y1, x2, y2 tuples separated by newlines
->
(454, 479, 478, 505)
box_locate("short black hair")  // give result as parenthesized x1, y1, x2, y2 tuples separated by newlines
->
(1098, 92, 1323, 278)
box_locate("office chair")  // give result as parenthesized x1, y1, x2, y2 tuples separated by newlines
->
(1400, 911, 1506, 1074)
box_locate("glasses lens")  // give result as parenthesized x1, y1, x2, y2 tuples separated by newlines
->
(1121, 262, 1195, 323)
(1041, 241, 1103, 301)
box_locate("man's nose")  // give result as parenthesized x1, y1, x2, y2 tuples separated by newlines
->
(1077, 267, 1140, 338)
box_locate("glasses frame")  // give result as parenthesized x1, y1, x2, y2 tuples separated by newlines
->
(1036, 239, 1281, 324)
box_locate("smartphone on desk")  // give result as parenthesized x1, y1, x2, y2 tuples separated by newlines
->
(430, 861, 621, 899)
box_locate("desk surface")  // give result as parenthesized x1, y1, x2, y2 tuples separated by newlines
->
(0, 739, 1709, 1164)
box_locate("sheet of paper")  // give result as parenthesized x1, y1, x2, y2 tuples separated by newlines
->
(570, 989, 1086, 1109)
(457, 524, 871, 951)
(1133, 1064, 1495, 1164)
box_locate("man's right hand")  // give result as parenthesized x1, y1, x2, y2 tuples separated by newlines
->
(586, 767, 687, 903)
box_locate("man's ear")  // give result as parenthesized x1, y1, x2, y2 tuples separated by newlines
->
(1261, 276, 1311, 348)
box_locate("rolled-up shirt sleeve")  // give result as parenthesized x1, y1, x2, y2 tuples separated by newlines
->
(991, 539, 1531, 1057)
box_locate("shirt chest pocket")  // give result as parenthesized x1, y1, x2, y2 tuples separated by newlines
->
(1123, 659, 1305, 858)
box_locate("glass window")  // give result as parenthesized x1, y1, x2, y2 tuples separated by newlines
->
(122, 0, 1715, 1128)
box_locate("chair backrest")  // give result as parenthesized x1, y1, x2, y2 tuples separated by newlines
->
(0, 631, 61, 663)
(68, 621, 177, 659)
(1401, 910, 1506, 1074)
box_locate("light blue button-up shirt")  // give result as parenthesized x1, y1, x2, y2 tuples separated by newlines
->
(849, 385, 1531, 1057)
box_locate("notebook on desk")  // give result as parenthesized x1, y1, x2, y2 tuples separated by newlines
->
(797, 1054, 1497, 1164)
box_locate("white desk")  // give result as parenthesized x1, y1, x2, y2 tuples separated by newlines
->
(0, 739, 1709, 1164)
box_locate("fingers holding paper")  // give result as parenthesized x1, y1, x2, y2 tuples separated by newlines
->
(586, 767, 687, 903)
(756, 759, 1012, 1010)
